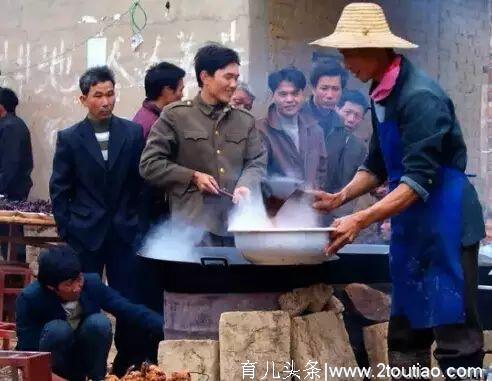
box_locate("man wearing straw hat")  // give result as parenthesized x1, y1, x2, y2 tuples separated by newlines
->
(310, 2, 485, 377)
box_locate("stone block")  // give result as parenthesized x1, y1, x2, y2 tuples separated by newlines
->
(324, 295, 345, 317)
(219, 311, 290, 381)
(345, 283, 391, 322)
(278, 290, 310, 317)
(279, 283, 333, 317)
(158, 340, 219, 381)
(292, 311, 360, 381)
(363, 323, 389, 381)
(484, 330, 492, 353)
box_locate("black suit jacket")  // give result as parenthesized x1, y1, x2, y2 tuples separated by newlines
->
(0, 113, 33, 200)
(49, 116, 145, 251)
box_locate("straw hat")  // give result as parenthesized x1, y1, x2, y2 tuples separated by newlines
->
(310, 2, 417, 49)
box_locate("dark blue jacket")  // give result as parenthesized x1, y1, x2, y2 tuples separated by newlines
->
(49, 116, 145, 252)
(362, 56, 485, 246)
(16, 273, 163, 351)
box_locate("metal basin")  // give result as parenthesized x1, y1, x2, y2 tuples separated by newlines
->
(230, 227, 336, 265)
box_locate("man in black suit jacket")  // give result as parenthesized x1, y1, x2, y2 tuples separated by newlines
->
(49, 66, 147, 376)
(0, 87, 33, 260)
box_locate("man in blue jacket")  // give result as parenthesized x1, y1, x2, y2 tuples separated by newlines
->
(16, 245, 163, 381)
(310, 3, 485, 378)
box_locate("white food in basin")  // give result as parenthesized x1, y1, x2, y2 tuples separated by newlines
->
(230, 227, 335, 265)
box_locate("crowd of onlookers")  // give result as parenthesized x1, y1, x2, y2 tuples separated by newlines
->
(0, 43, 388, 380)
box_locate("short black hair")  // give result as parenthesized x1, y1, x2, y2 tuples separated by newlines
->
(145, 62, 186, 100)
(194, 43, 240, 88)
(310, 60, 348, 89)
(38, 245, 82, 288)
(79, 66, 115, 95)
(339, 90, 369, 113)
(268, 67, 307, 93)
(0, 88, 19, 113)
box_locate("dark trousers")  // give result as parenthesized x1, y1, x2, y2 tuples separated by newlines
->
(39, 313, 112, 381)
(132, 256, 164, 366)
(388, 244, 483, 380)
(76, 236, 139, 377)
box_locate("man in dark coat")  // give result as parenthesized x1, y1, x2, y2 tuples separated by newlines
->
(0, 87, 33, 260)
(132, 61, 186, 367)
(305, 60, 355, 195)
(0, 88, 33, 201)
(16, 245, 163, 381)
(304, 61, 369, 222)
(49, 66, 146, 376)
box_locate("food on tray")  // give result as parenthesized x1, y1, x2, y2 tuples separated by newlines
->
(106, 362, 173, 381)
(0, 199, 53, 214)
(142, 363, 166, 381)
(120, 370, 145, 381)
(169, 371, 191, 381)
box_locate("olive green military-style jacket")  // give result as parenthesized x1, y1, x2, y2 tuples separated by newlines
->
(139, 94, 267, 236)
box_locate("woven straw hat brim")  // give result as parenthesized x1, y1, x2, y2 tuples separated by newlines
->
(309, 2, 418, 49)
(310, 33, 418, 49)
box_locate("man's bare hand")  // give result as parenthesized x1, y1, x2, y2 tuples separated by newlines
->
(308, 190, 345, 212)
(192, 171, 219, 194)
(326, 214, 365, 256)
(232, 186, 251, 204)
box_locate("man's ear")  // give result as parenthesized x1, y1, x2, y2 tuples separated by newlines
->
(161, 85, 172, 98)
(0, 104, 6, 118)
(200, 70, 210, 87)
(79, 94, 87, 106)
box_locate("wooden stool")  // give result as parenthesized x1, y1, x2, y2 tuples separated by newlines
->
(0, 351, 51, 381)
(0, 264, 32, 322)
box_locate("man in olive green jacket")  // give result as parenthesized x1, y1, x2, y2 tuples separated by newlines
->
(139, 44, 267, 245)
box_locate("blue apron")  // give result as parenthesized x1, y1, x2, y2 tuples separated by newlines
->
(374, 104, 466, 329)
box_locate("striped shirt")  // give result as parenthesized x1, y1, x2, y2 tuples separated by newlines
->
(89, 117, 111, 161)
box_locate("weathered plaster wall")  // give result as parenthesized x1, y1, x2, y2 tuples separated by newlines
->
(0, 0, 252, 199)
(0, 0, 489, 207)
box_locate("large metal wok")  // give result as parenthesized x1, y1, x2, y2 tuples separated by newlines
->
(229, 227, 336, 265)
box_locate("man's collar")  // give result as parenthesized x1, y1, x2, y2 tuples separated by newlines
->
(370, 55, 402, 102)
(267, 103, 316, 130)
(309, 96, 336, 117)
(142, 99, 162, 116)
(195, 93, 231, 117)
